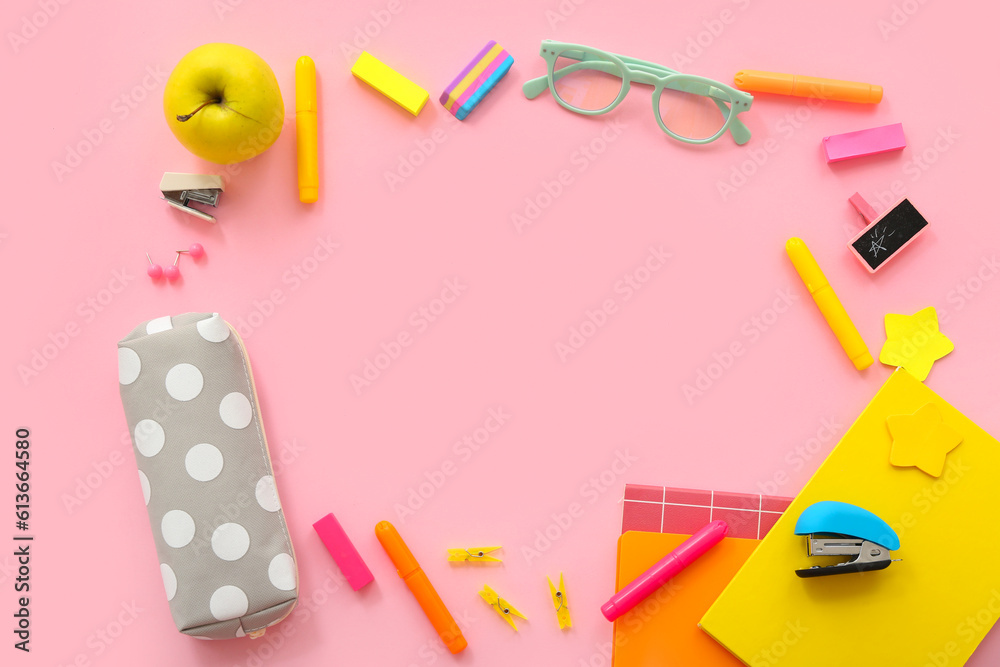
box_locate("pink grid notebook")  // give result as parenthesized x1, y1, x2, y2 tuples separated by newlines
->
(621, 485, 792, 539)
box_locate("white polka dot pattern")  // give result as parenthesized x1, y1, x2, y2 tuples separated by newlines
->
(210, 586, 249, 621)
(118, 348, 141, 384)
(134, 419, 165, 457)
(185, 443, 224, 482)
(212, 523, 251, 561)
(255, 476, 281, 513)
(161, 510, 195, 548)
(161, 563, 178, 601)
(165, 363, 204, 401)
(219, 392, 253, 429)
(118, 313, 298, 636)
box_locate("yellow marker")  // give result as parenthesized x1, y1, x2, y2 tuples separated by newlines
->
(786, 238, 873, 370)
(351, 51, 429, 116)
(295, 56, 318, 203)
(735, 70, 882, 104)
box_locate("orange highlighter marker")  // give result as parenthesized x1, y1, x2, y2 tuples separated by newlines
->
(735, 70, 882, 104)
(295, 55, 319, 203)
(375, 521, 467, 654)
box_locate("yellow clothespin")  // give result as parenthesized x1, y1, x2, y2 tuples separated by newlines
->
(479, 585, 527, 631)
(447, 546, 502, 563)
(548, 573, 571, 629)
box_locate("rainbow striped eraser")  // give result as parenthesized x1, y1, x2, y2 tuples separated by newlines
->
(440, 41, 513, 120)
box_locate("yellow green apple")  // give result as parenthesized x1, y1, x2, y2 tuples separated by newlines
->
(163, 43, 284, 164)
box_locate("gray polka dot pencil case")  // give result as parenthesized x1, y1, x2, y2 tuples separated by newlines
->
(117, 312, 298, 639)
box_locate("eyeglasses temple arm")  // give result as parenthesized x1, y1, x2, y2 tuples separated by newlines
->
(715, 99, 751, 145)
(523, 75, 551, 99)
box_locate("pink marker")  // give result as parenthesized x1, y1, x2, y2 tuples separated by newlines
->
(601, 520, 729, 621)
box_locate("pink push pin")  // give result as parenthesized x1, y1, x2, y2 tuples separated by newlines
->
(177, 243, 205, 260)
(146, 253, 163, 280)
(164, 253, 181, 281)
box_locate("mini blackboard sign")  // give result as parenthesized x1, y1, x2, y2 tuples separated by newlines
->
(849, 198, 928, 272)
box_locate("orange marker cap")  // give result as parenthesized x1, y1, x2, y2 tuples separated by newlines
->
(735, 70, 882, 104)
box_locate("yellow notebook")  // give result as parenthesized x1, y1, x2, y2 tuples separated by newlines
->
(700, 369, 1000, 666)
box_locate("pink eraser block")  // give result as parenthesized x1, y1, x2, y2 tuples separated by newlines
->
(848, 192, 879, 224)
(313, 513, 374, 590)
(822, 123, 906, 163)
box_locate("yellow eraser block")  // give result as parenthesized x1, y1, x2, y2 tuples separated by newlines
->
(351, 51, 429, 116)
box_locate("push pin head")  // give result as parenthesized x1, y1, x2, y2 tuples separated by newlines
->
(177, 243, 205, 259)
(146, 253, 163, 280)
(164, 253, 181, 281)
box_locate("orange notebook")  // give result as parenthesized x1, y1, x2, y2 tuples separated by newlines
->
(613, 486, 791, 666)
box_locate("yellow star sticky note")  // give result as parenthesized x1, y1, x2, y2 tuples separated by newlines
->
(879, 307, 953, 380)
(887, 403, 963, 477)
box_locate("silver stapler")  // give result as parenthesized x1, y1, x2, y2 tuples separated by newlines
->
(159, 172, 224, 223)
(794, 501, 900, 578)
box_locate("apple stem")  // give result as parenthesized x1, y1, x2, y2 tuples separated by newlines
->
(176, 99, 221, 122)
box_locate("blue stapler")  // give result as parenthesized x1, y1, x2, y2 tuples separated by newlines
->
(794, 501, 900, 578)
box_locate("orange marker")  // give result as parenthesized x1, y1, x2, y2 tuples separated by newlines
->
(375, 521, 467, 654)
(734, 70, 882, 104)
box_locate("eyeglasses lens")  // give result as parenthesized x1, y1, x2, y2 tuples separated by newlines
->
(552, 55, 624, 112)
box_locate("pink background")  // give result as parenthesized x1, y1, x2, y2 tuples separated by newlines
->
(4, 0, 1000, 664)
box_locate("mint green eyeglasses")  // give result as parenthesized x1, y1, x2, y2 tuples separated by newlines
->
(523, 40, 753, 145)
